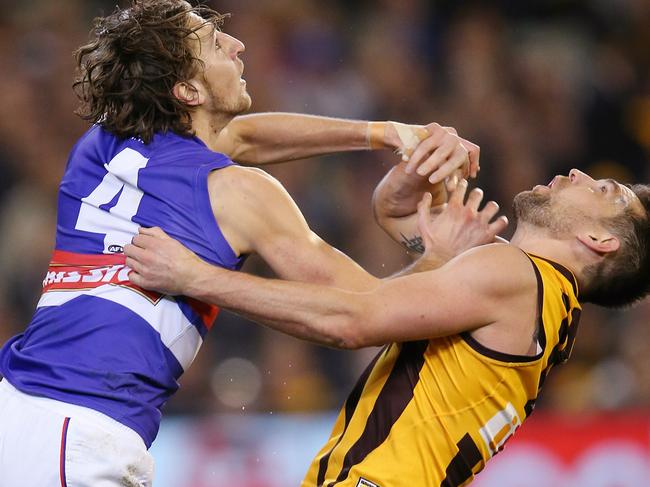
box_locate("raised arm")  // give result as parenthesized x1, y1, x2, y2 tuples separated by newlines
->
(213, 114, 478, 187)
(214, 113, 371, 164)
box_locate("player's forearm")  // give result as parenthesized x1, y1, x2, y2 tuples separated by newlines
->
(224, 113, 389, 164)
(373, 164, 446, 221)
(372, 165, 448, 260)
(186, 263, 370, 349)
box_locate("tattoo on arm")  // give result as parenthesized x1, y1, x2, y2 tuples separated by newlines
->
(400, 233, 425, 254)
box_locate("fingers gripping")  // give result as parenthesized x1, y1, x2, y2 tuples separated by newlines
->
(432, 150, 470, 184)
(405, 124, 473, 186)
(462, 139, 480, 178)
(445, 126, 479, 178)
(125, 228, 167, 285)
(125, 256, 143, 274)
(405, 126, 443, 174)
(415, 136, 457, 177)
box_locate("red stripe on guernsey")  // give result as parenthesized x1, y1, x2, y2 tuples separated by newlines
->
(185, 297, 220, 330)
(60, 417, 70, 487)
(44, 251, 220, 325)
(51, 249, 126, 266)
(44, 250, 161, 302)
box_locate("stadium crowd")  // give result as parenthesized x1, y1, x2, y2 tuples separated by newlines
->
(0, 0, 648, 417)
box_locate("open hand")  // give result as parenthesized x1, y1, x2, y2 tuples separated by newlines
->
(417, 180, 508, 260)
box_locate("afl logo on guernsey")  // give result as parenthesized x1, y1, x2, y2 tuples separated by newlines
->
(357, 478, 381, 487)
(108, 245, 124, 253)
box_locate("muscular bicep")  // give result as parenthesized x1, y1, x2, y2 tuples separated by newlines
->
(208, 166, 378, 291)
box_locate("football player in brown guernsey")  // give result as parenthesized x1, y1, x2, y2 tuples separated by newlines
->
(126, 157, 650, 487)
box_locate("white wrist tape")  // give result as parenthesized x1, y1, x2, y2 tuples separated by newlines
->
(390, 122, 426, 161)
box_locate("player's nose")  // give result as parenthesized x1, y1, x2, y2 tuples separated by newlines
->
(569, 168, 593, 184)
(220, 32, 245, 57)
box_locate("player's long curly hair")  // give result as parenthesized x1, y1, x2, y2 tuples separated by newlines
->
(582, 184, 650, 308)
(73, 0, 227, 143)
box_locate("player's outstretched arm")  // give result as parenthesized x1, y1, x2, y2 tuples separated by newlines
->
(214, 113, 370, 164)
(214, 114, 478, 186)
(127, 233, 532, 349)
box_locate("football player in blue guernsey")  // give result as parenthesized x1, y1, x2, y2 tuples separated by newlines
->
(0, 1, 494, 486)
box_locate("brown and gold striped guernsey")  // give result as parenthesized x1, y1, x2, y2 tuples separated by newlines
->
(302, 253, 581, 487)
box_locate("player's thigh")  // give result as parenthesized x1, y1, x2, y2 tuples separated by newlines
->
(0, 387, 154, 487)
(64, 415, 154, 487)
(0, 388, 70, 486)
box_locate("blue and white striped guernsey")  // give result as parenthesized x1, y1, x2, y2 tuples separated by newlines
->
(0, 125, 244, 447)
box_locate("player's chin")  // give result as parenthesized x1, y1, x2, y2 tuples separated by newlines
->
(243, 92, 252, 108)
(237, 93, 252, 113)
(223, 94, 252, 117)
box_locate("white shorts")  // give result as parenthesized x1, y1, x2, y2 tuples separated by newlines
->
(0, 379, 154, 486)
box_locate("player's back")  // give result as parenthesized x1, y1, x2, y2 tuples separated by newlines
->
(0, 126, 242, 447)
(305, 253, 581, 487)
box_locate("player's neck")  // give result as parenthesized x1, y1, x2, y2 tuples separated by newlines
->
(511, 224, 581, 274)
(191, 110, 234, 152)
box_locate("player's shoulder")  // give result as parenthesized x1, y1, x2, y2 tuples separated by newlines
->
(459, 242, 531, 263)
(208, 165, 284, 200)
(147, 131, 230, 163)
(446, 243, 538, 298)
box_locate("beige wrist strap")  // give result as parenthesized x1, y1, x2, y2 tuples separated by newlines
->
(367, 121, 387, 150)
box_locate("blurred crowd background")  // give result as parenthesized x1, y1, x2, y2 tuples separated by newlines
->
(0, 0, 648, 421)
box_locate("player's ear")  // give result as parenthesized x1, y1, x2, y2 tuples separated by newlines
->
(577, 230, 620, 255)
(173, 81, 203, 106)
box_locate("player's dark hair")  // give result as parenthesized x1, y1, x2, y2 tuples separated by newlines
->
(581, 184, 650, 307)
(73, 0, 227, 143)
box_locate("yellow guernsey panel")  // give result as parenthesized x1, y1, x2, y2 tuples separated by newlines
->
(303, 254, 581, 487)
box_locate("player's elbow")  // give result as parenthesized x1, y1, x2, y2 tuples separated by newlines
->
(326, 327, 365, 350)
(329, 326, 364, 350)
(325, 298, 378, 350)
(371, 189, 396, 223)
